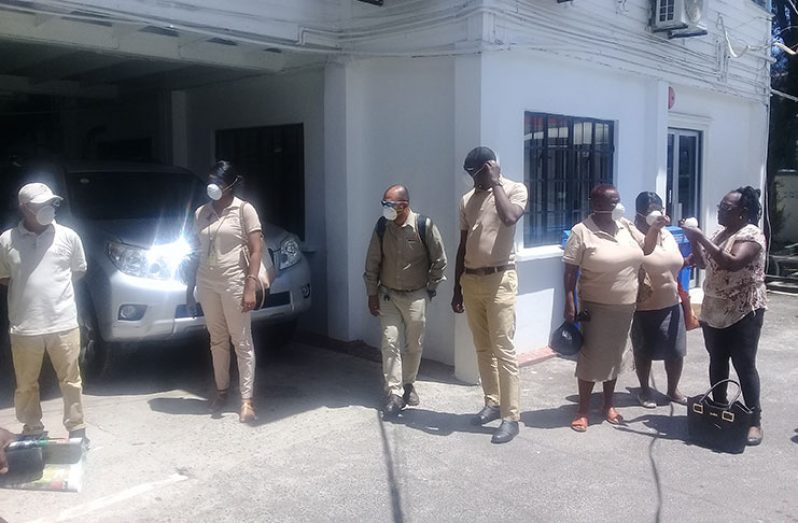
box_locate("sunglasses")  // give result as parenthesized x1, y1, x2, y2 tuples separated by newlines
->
(381, 200, 407, 209)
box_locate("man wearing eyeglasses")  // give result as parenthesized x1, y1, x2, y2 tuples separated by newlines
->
(364, 184, 447, 417)
(452, 146, 528, 444)
(0, 183, 88, 444)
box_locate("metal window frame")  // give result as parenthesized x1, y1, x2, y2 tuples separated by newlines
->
(524, 112, 615, 247)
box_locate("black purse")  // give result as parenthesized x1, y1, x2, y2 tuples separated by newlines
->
(549, 321, 583, 356)
(687, 379, 753, 454)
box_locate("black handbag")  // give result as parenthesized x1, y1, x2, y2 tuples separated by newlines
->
(687, 379, 753, 454)
(549, 321, 583, 356)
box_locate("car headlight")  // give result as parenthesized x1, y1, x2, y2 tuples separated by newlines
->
(107, 238, 193, 281)
(278, 236, 302, 270)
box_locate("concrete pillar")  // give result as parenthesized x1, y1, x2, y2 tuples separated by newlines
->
(324, 60, 355, 340)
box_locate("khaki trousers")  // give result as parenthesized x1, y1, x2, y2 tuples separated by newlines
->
(379, 287, 427, 397)
(461, 270, 520, 421)
(11, 328, 85, 434)
(197, 274, 255, 399)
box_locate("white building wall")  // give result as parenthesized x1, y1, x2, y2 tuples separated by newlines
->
(475, 49, 768, 357)
(667, 85, 769, 235)
(317, 44, 768, 375)
(339, 57, 458, 364)
(184, 70, 328, 333)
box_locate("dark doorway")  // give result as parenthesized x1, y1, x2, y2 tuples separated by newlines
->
(215, 124, 305, 239)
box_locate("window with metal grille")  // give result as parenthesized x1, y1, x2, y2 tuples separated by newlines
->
(658, 0, 675, 22)
(523, 112, 615, 247)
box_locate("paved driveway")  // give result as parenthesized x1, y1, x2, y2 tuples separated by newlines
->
(0, 294, 797, 522)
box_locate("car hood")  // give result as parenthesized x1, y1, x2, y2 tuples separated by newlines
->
(82, 218, 192, 249)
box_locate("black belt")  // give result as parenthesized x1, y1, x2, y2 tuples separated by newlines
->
(464, 264, 515, 276)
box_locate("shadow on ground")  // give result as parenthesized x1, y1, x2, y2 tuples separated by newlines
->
(0, 326, 391, 427)
(387, 408, 494, 437)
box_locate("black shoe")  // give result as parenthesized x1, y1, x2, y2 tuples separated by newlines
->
(383, 394, 404, 418)
(402, 384, 420, 407)
(69, 428, 90, 449)
(471, 405, 501, 426)
(491, 421, 519, 444)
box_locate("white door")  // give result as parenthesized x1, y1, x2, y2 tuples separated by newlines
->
(666, 129, 702, 223)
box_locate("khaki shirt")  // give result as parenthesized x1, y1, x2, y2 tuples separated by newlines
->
(193, 197, 262, 281)
(563, 216, 643, 305)
(629, 226, 683, 311)
(0, 221, 87, 336)
(363, 210, 447, 296)
(459, 178, 528, 268)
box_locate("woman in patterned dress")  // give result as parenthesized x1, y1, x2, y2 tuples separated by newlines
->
(681, 186, 767, 446)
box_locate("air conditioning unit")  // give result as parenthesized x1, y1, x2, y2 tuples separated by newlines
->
(652, 0, 707, 36)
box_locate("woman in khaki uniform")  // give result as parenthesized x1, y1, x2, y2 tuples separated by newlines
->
(630, 192, 687, 409)
(562, 185, 644, 432)
(185, 161, 264, 423)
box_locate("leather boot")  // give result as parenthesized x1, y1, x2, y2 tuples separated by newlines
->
(239, 399, 256, 423)
(383, 394, 404, 418)
(491, 421, 520, 444)
(471, 405, 501, 426)
(402, 384, 420, 407)
(209, 390, 229, 412)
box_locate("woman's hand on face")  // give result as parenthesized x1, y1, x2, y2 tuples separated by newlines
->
(650, 214, 671, 230)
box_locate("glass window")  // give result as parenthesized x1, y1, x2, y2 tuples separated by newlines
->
(523, 112, 615, 247)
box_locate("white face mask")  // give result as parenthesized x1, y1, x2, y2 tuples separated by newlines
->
(207, 176, 239, 201)
(206, 184, 223, 201)
(35, 205, 56, 226)
(611, 203, 625, 221)
(644, 210, 663, 226)
(382, 206, 398, 221)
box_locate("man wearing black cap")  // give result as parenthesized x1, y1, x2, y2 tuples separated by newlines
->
(0, 183, 88, 444)
(451, 146, 528, 444)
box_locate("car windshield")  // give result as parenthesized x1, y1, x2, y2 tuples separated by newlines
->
(66, 171, 204, 221)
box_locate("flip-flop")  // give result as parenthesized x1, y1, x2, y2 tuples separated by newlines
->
(667, 394, 688, 406)
(604, 408, 623, 425)
(637, 393, 656, 409)
(570, 415, 588, 433)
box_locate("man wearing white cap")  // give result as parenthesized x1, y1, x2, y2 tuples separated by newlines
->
(0, 183, 88, 442)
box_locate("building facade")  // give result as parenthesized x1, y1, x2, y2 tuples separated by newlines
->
(0, 0, 772, 381)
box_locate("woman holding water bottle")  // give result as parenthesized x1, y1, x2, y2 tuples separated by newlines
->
(629, 192, 688, 409)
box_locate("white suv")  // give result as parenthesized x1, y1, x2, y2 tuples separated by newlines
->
(53, 163, 312, 376)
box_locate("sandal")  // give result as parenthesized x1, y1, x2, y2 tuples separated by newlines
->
(637, 392, 656, 409)
(239, 399, 256, 423)
(570, 415, 588, 433)
(666, 393, 688, 406)
(604, 407, 623, 425)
